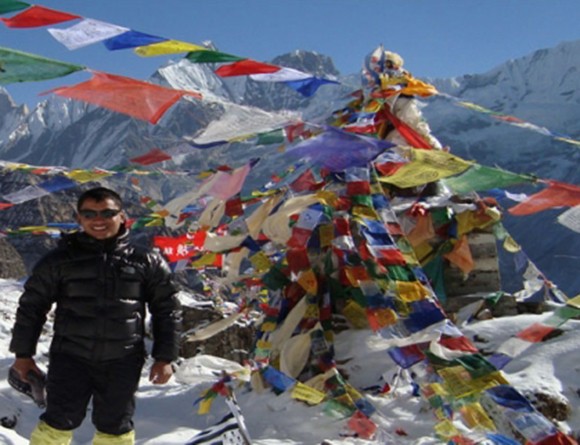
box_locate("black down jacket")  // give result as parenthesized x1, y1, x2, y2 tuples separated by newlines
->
(10, 229, 181, 363)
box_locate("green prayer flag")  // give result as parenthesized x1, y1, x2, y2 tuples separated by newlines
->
(256, 129, 285, 145)
(0, 47, 84, 85)
(185, 50, 244, 63)
(422, 254, 447, 303)
(443, 164, 534, 195)
(386, 265, 415, 282)
(0, 0, 29, 15)
(261, 265, 290, 290)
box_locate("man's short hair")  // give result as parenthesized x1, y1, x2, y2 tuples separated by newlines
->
(77, 187, 123, 212)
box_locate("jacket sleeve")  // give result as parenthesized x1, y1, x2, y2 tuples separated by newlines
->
(145, 250, 182, 363)
(10, 255, 59, 357)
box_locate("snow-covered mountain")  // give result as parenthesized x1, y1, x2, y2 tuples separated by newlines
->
(0, 42, 579, 294)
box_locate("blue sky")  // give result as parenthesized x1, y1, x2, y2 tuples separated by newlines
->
(1, 0, 580, 107)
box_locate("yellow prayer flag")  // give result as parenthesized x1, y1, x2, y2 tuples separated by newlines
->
(197, 394, 215, 415)
(315, 190, 339, 207)
(395, 280, 430, 302)
(456, 210, 496, 237)
(434, 419, 460, 439)
(19, 226, 50, 232)
(319, 224, 334, 248)
(352, 205, 379, 220)
(502, 235, 522, 253)
(260, 321, 277, 332)
(66, 169, 112, 183)
(460, 402, 496, 431)
(567, 295, 580, 308)
(190, 253, 219, 268)
(341, 300, 369, 329)
(410, 241, 432, 264)
(297, 269, 318, 294)
(291, 381, 326, 405)
(304, 301, 320, 319)
(379, 149, 472, 188)
(144, 218, 164, 227)
(249, 251, 271, 273)
(135, 40, 207, 57)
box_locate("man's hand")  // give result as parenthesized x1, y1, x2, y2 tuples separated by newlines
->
(149, 361, 173, 385)
(11, 358, 41, 383)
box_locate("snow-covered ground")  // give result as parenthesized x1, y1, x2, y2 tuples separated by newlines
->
(1, 278, 579, 444)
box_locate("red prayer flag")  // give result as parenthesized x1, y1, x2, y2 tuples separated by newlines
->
(154, 235, 195, 262)
(129, 148, 172, 165)
(47, 71, 201, 124)
(215, 59, 280, 77)
(508, 180, 580, 216)
(438, 336, 479, 353)
(347, 411, 377, 440)
(1, 5, 80, 28)
(516, 323, 555, 343)
(290, 169, 321, 192)
(286, 247, 311, 272)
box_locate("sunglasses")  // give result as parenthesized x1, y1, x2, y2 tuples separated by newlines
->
(78, 209, 121, 219)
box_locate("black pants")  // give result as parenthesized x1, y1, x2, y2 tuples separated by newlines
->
(41, 352, 145, 435)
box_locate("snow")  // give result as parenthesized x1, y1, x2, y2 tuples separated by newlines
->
(1, 278, 579, 444)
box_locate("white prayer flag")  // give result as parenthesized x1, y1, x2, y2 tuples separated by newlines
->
(250, 67, 311, 82)
(557, 205, 580, 233)
(48, 19, 129, 50)
(3, 185, 49, 204)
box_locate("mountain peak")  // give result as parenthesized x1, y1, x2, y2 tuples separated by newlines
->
(271, 50, 340, 77)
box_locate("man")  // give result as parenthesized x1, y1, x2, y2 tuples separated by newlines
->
(10, 186, 182, 445)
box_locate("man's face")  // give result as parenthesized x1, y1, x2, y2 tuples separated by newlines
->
(77, 197, 126, 240)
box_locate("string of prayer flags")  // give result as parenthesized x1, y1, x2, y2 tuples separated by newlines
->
(450, 96, 580, 147)
(0, 0, 29, 15)
(508, 180, 580, 216)
(0, 46, 84, 85)
(46, 71, 202, 124)
(0, 4, 79, 28)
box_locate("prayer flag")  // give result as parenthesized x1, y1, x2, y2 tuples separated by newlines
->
(134, 39, 207, 57)
(443, 235, 474, 275)
(205, 162, 252, 200)
(284, 127, 395, 172)
(509, 180, 580, 216)
(444, 164, 534, 194)
(130, 148, 172, 165)
(47, 71, 201, 124)
(250, 66, 311, 82)
(186, 395, 251, 445)
(0, 1, 29, 15)
(0, 46, 84, 85)
(379, 149, 472, 188)
(215, 59, 280, 77)
(48, 19, 129, 50)
(38, 176, 77, 193)
(284, 77, 340, 97)
(103, 30, 167, 50)
(185, 50, 244, 63)
(0, 5, 79, 27)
